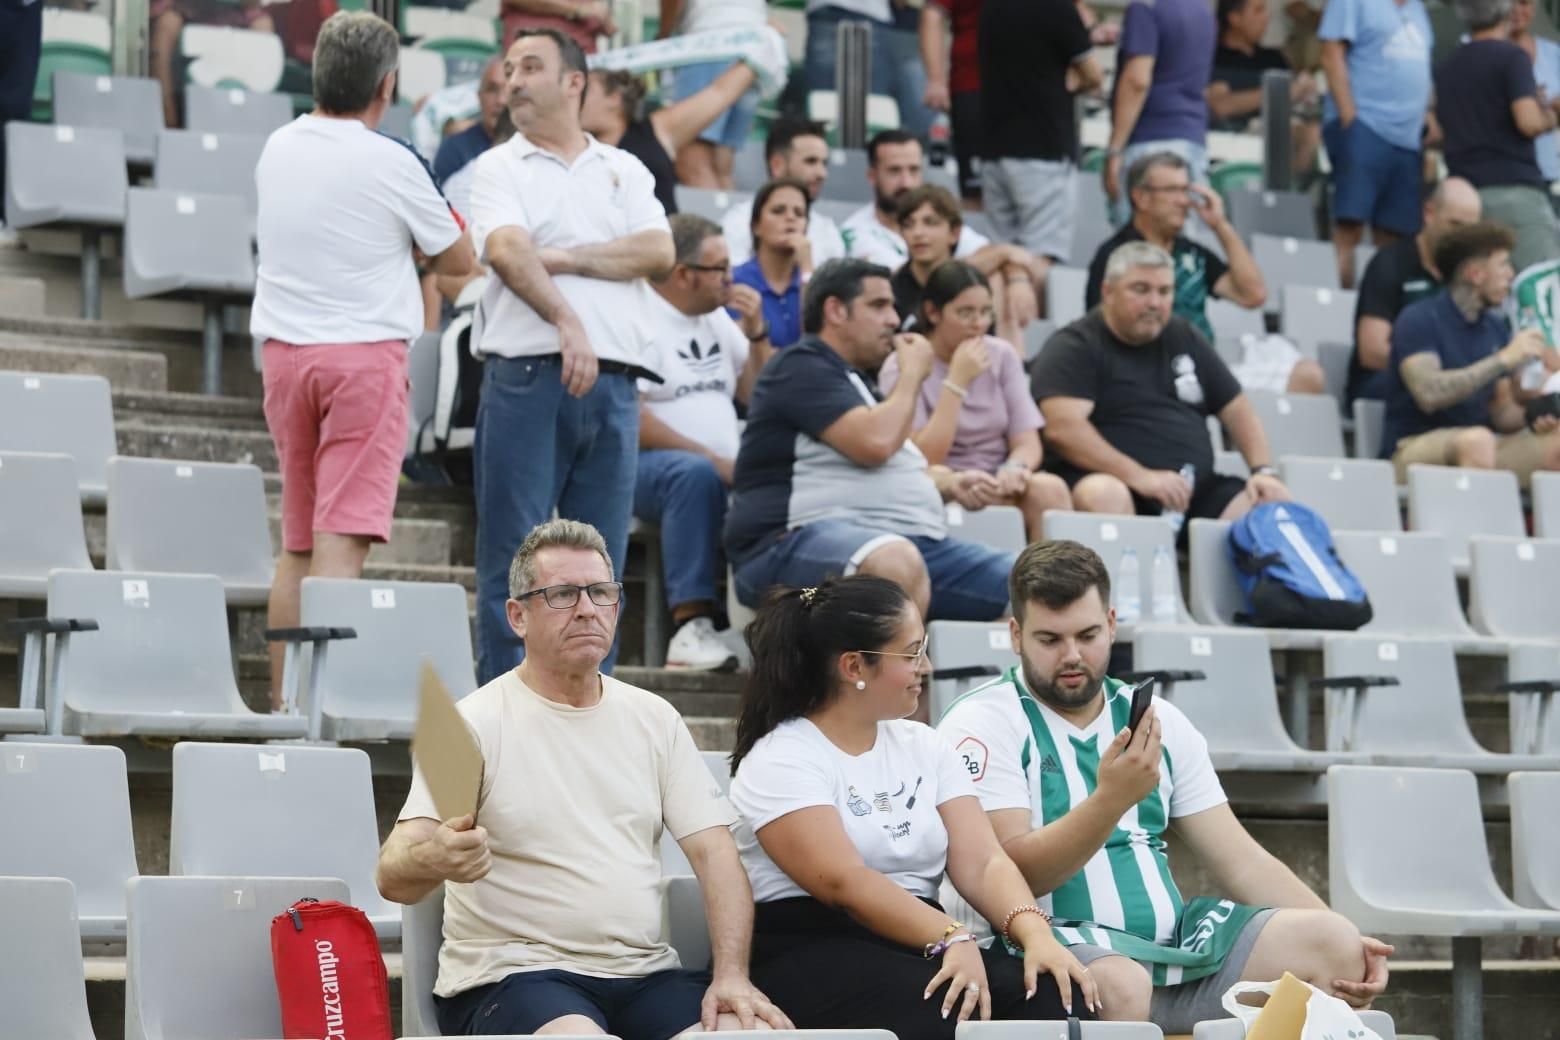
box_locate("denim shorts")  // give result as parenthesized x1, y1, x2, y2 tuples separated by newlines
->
(664, 60, 759, 150)
(1323, 118, 1423, 235)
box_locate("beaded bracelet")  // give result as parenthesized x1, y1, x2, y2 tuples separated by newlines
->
(1000, 904, 1051, 948)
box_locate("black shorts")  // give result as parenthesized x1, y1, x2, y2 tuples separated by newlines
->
(751, 897, 1090, 1040)
(949, 89, 984, 200)
(1047, 465, 1248, 531)
(435, 967, 709, 1040)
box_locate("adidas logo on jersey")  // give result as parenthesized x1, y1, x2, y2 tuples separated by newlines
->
(1039, 754, 1062, 775)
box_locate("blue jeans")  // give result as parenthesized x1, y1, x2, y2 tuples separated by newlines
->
(732, 518, 1014, 620)
(472, 357, 639, 684)
(0, 0, 43, 207)
(632, 449, 726, 610)
(806, 6, 932, 138)
(665, 61, 760, 150)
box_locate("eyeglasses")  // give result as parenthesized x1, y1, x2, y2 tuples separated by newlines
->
(516, 581, 624, 609)
(857, 633, 931, 664)
(684, 262, 732, 275)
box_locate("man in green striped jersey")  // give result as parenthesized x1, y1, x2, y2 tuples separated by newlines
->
(936, 539, 1392, 1031)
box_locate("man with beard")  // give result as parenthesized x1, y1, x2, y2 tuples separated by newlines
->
(935, 539, 1393, 1032)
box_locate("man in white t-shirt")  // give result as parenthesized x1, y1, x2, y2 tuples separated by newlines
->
(935, 539, 1393, 1032)
(469, 27, 675, 684)
(841, 130, 991, 270)
(636, 214, 773, 671)
(721, 117, 847, 267)
(378, 518, 791, 1038)
(252, 11, 476, 709)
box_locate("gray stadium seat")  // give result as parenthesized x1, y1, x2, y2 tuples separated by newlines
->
(1207, 297, 1264, 343)
(0, 743, 138, 942)
(1352, 397, 1386, 460)
(122, 187, 257, 395)
(1406, 464, 1523, 573)
(1228, 189, 1316, 242)
(105, 456, 274, 607)
(0, 452, 92, 599)
(1279, 283, 1355, 351)
(153, 129, 266, 219)
(959, 1024, 1165, 1039)
(1133, 625, 1364, 771)
(379, 101, 415, 141)
(1278, 456, 1402, 532)
(1506, 641, 1560, 757)
(665, 873, 710, 971)
(1043, 512, 1190, 632)
(1510, 771, 1560, 909)
(944, 503, 1025, 554)
(1327, 765, 1560, 1040)
(1212, 449, 1249, 479)
(822, 147, 872, 203)
(1252, 239, 1339, 315)
(811, 197, 858, 227)
(1070, 176, 1113, 268)
(1022, 317, 1056, 360)
(1468, 536, 1560, 641)
(43, 569, 308, 739)
(1535, 472, 1560, 538)
(52, 71, 164, 164)
(1244, 390, 1346, 459)
(1046, 265, 1089, 326)
(927, 619, 1014, 723)
(281, 576, 477, 742)
(675, 185, 748, 223)
(1193, 1011, 1394, 1039)
(1331, 531, 1504, 654)
(3, 122, 128, 319)
(0, 372, 115, 505)
(170, 743, 398, 938)
(1321, 635, 1558, 770)
(660, 751, 737, 876)
(0, 877, 98, 1040)
(1315, 339, 1352, 405)
(184, 83, 293, 136)
(125, 875, 351, 1040)
(732, 140, 768, 192)
(402, 886, 445, 1036)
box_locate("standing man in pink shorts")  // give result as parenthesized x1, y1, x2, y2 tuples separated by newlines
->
(252, 11, 477, 708)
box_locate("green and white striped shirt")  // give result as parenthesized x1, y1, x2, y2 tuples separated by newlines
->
(937, 668, 1226, 946)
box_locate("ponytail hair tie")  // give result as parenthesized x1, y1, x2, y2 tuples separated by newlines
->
(799, 587, 818, 607)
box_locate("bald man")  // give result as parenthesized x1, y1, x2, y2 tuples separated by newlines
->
(1348, 177, 1483, 405)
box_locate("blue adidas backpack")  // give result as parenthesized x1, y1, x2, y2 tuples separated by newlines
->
(1227, 502, 1373, 629)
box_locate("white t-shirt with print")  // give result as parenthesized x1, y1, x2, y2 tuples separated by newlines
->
(638, 291, 750, 461)
(840, 203, 989, 271)
(730, 717, 978, 903)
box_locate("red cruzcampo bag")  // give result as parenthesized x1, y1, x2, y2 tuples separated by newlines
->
(271, 898, 393, 1040)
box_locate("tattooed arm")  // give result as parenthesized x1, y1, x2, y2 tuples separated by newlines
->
(1398, 330, 1547, 414)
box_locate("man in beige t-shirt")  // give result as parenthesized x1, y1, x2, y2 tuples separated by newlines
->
(377, 519, 791, 1038)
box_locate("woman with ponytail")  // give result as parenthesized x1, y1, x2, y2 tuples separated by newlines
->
(729, 576, 1098, 1038)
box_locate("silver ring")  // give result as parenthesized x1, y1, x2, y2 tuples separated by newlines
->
(966, 983, 980, 994)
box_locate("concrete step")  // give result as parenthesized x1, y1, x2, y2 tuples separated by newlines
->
(113, 387, 267, 430)
(116, 417, 277, 470)
(74, 511, 453, 570)
(0, 275, 46, 317)
(0, 333, 168, 393)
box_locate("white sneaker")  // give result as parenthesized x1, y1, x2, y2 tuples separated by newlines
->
(666, 616, 738, 672)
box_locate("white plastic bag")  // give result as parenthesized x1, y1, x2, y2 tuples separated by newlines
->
(1221, 977, 1385, 1039)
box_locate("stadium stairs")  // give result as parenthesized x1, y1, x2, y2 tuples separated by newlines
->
(1, 246, 1556, 1038)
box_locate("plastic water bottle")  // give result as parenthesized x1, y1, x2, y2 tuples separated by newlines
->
(1117, 548, 1141, 624)
(1151, 544, 1179, 622)
(928, 113, 952, 168)
(1519, 357, 1547, 392)
(1160, 463, 1198, 534)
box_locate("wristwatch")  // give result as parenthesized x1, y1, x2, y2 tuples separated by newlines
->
(1251, 465, 1278, 478)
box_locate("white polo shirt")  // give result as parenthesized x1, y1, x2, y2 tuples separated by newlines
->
(840, 202, 988, 271)
(251, 115, 462, 345)
(470, 132, 670, 369)
(720, 199, 846, 268)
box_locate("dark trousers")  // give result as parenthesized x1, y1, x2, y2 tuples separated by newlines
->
(0, 0, 44, 211)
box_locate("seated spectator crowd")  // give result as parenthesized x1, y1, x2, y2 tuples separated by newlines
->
(378, 522, 1390, 1038)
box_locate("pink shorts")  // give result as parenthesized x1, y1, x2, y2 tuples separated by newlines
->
(261, 339, 408, 554)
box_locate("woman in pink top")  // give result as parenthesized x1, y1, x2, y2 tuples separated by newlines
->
(880, 261, 1072, 541)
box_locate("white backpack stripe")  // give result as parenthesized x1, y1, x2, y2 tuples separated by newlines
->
(1275, 507, 1347, 600)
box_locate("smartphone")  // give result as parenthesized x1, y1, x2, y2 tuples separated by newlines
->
(1126, 677, 1157, 735)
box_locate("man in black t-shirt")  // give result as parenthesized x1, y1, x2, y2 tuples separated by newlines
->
(1434, 5, 1560, 273)
(1206, 0, 1320, 170)
(1032, 240, 1290, 523)
(977, 0, 1104, 273)
(1349, 177, 1482, 404)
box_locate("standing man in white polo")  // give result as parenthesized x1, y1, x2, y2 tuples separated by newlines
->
(470, 27, 675, 683)
(253, 11, 476, 709)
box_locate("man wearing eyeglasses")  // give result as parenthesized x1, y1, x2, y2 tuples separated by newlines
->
(380, 517, 792, 1039)
(635, 214, 773, 670)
